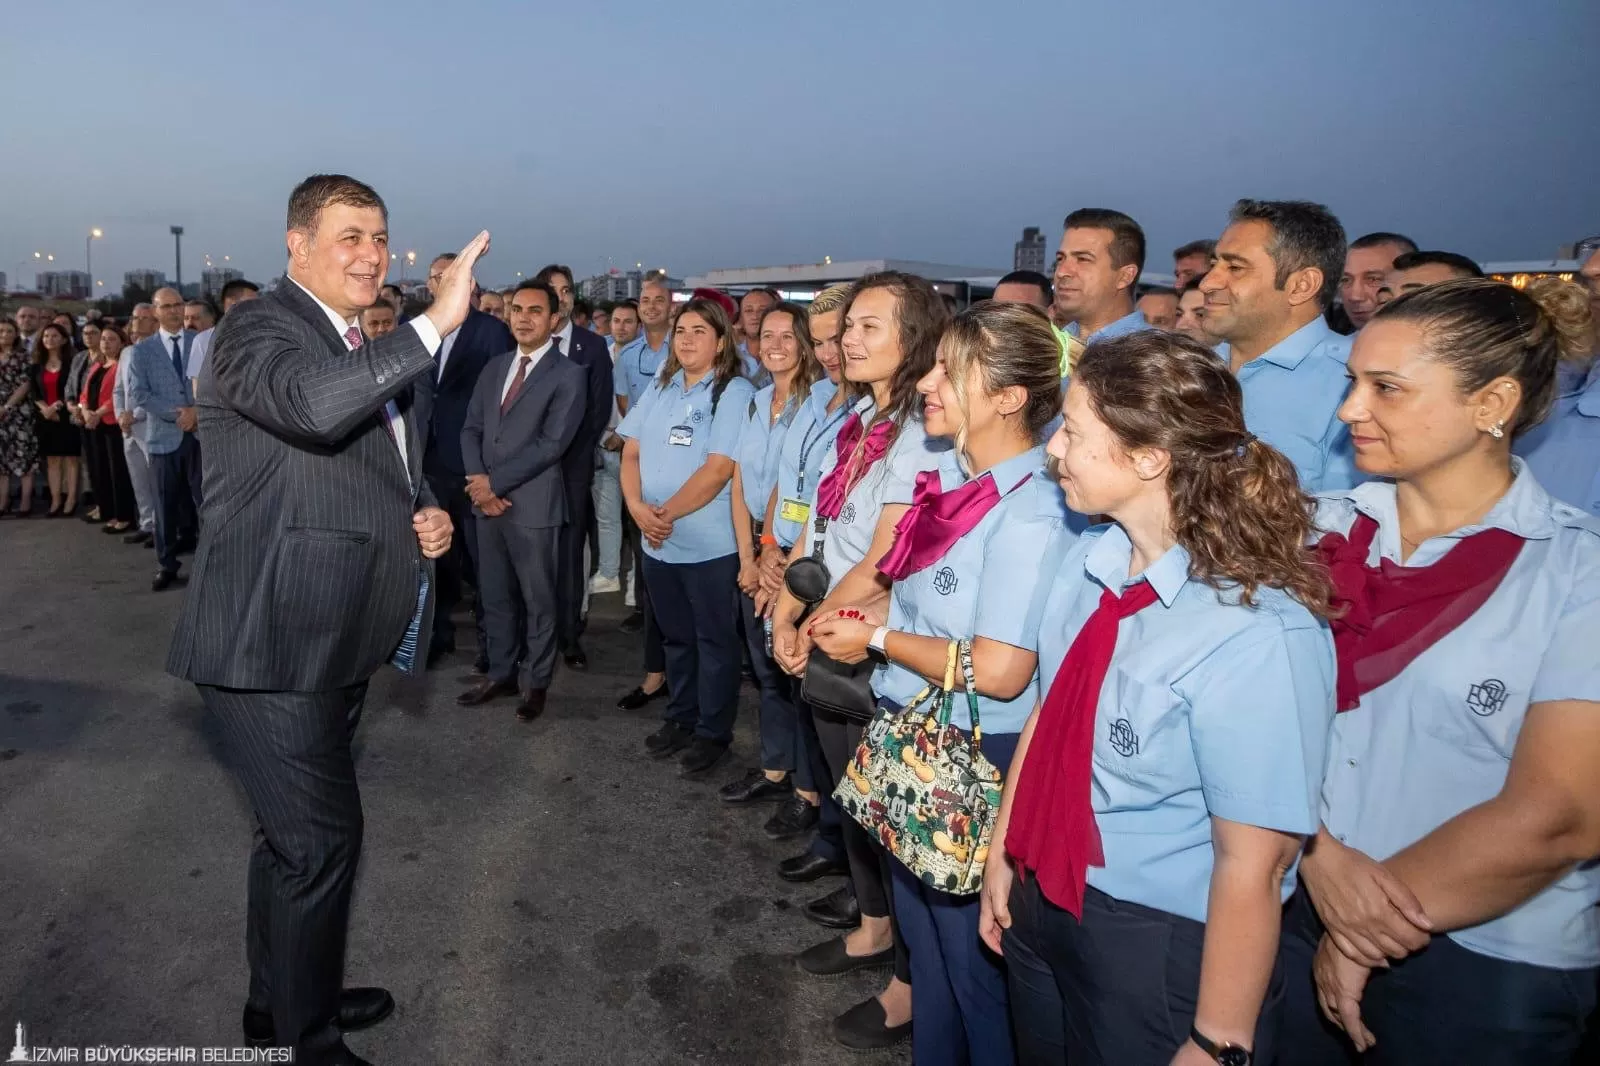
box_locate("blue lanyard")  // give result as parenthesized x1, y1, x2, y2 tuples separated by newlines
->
(796, 400, 850, 497)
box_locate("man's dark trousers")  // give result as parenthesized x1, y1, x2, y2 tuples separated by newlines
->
(153, 432, 202, 573)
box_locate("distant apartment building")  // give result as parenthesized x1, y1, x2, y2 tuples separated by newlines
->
(37, 270, 91, 299)
(1014, 227, 1046, 274)
(201, 267, 244, 300)
(124, 268, 168, 295)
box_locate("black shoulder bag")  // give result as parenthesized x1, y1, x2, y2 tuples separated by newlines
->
(785, 511, 878, 724)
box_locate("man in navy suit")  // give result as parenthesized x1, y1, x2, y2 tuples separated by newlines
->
(534, 264, 615, 670)
(416, 254, 514, 666)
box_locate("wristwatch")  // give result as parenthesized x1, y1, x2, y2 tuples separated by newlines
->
(1189, 1027, 1251, 1066)
(868, 626, 890, 659)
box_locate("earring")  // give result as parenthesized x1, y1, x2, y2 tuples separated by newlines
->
(1489, 421, 1505, 440)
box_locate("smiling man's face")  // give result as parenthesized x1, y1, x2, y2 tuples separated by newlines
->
(289, 202, 389, 319)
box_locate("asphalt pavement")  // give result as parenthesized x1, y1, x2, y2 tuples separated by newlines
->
(0, 514, 909, 1065)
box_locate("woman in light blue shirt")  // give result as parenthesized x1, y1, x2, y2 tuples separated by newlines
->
(1280, 277, 1600, 1065)
(719, 302, 823, 837)
(811, 302, 1073, 1066)
(981, 331, 1338, 1066)
(618, 296, 755, 776)
(769, 271, 950, 1053)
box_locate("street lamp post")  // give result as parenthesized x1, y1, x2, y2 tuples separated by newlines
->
(170, 225, 185, 292)
(403, 250, 416, 282)
(86, 228, 102, 300)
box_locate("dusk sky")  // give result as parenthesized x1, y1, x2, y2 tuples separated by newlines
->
(4, 0, 1595, 292)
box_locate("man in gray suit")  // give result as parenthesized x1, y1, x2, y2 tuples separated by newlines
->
(166, 174, 487, 1066)
(457, 279, 586, 720)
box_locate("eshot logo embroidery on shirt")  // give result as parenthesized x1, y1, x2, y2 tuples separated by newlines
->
(931, 566, 958, 596)
(691, 409, 705, 424)
(839, 502, 857, 525)
(1466, 679, 1509, 717)
(1107, 718, 1140, 756)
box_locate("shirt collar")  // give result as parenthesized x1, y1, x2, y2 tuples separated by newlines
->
(668, 368, 716, 394)
(1069, 307, 1145, 343)
(1574, 358, 1600, 417)
(159, 327, 184, 344)
(943, 445, 1045, 491)
(554, 320, 574, 348)
(1343, 457, 1560, 542)
(516, 339, 553, 361)
(1252, 316, 1336, 370)
(288, 276, 358, 334)
(808, 376, 839, 410)
(1084, 523, 1191, 607)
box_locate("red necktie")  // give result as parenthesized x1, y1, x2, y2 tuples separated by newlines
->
(501, 355, 531, 414)
(1005, 579, 1161, 917)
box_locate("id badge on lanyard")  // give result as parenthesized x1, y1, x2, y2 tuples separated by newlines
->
(668, 400, 697, 447)
(779, 497, 811, 526)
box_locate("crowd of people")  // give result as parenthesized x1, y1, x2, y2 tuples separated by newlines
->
(6, 185, 1600, 1066)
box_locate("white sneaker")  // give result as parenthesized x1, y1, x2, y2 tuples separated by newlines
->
(589, 575, 622, 595)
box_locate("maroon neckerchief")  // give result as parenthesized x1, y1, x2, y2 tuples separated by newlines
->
(1005, 580, 1161, 918)
(876, 468, 1033, 581)
(1314, 512, 1524, 711)
(815, 412, 895, 521)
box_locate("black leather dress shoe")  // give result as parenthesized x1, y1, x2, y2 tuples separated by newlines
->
(616, 683, 667, 711)
(619, 610, 644, 634)
(777, 851, 849, 883)
(804, 884, 861, 929)
(831, 995, 911, 1052)
(243, 986, 395, 1045)
(456, 678, 517, 706)
(645, 722, 694, 757)
(764, 795, 820, 840)
(678, 737, 729, 777)
(152, 570, 180, 592)
(516, 689, 548, 722)
(562, 645, 588, 670)
(123, 530, 152, 545)
(718, 769, 792, 804)
(796, 936, 896, 977)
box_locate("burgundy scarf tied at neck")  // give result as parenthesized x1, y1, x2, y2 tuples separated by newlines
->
(814, 413, 895, 521)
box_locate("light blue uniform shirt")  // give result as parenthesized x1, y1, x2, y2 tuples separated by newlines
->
(771, 378, 848, 549)
(1516, 358, 1600, 517)
(801, 397, 951, 591)
(737, 342, 772, 389)
(733, 383, 800, 521)
(617, 370, 755, 565)
(873, 447, 1074, 734)
(1069, 308, 1149, 344)
(1235, 318, 1359, 493)
(1035, 526, 1335, 923)
(1315, 462, 1600, 969)
(613, 332, 670, 409)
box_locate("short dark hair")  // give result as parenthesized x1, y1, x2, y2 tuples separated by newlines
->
(534, 264, 574, 289)
(1390, 250, 1483, 279)
(511, 279, 559, 313)
(1228, 199, 1348, 309)
(287, 174, 386, 233)
(1351, 231, 1419, 255)
(219, 279, 259, 305)
(995, 269, 1054, 305)
(612, 299, 639, 315)
(1064, 208, 1146, 284)
(359, 302, 394, 320)
(572, 297, 593, 317)
(1172, 239, 1216, 261)
(184, 298, 212, 310)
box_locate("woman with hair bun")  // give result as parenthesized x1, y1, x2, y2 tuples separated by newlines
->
(1278, 277, 1600, 1065)
(981, 330, 1338, 1066)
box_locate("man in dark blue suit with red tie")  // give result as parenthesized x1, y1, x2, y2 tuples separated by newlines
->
(415, 253, 514, 666)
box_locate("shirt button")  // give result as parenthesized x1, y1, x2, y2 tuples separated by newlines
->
(1346, 758, 1358, 768)
(1336, 833, 1348, 843)
(376, 374, 387, 384)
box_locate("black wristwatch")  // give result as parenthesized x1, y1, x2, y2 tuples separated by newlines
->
(1190, 1026, 1251, 1066)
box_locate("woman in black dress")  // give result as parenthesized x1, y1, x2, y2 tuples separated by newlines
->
(80, 323, 139, 533)
(29, 322, 83, 516)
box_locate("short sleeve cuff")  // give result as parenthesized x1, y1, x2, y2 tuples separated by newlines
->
(1203, 789, 1318, 837)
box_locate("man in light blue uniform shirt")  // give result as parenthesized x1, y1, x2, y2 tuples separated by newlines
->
(736, 289, 777, 388)
(1053, 207, 1151, 346)
(1516, 243, 1600, 516)
(613, 280, 673, 416)
(1201, 199, 1360, 492)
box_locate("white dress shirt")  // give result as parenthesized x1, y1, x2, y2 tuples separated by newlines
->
(288, 277, 442, 476)
(436, 325, 461, 381)
(552, 319, 573, 356)
(501, 340, 552, 403)
(186, 326, 213, 382)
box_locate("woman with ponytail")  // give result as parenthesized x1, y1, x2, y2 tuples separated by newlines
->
(980, 331, 1338, 1066)
(1278, 277, 1600, 1065)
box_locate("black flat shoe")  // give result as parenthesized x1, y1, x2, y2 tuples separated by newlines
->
(616, 683, 668, 711)
(562, 646, 588, 670)
(619, 610, 645, 634)
(243, 986, 395, 1046)
(796, 936, 896, 978)
(678, 737, 729, 777)
(645, 722, 694, 757)
(718, 768, 792, 804)
(803, 885, 861, 930)
(123, 530, 149, 544)
(831, 995, 911, 1052)
(764, 794, 820, 840)
(777, 851, 849, 883)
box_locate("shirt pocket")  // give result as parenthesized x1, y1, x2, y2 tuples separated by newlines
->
(1094, 667, 1189, 788)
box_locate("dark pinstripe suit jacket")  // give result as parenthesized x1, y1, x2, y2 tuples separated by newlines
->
(167, 276, 440, 692)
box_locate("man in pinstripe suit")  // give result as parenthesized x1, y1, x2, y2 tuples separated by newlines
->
(166, 174, 489, 1066)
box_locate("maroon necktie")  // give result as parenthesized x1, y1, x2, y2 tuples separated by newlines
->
(501, 355, 531, 414)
